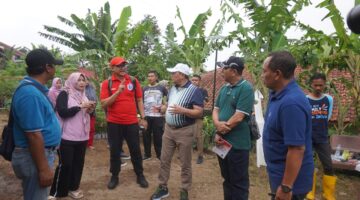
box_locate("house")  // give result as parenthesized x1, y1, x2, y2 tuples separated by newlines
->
(0, 41, 26, 61)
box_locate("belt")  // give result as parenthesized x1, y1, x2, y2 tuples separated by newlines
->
(167, 123, 193, 129)
(15, 146, 58, 151)
(45, 146, 58, 151)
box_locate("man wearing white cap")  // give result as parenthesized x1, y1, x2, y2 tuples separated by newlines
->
(151, 63, 204, 200)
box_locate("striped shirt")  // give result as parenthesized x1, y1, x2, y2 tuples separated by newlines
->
(165, 81, 204, 127)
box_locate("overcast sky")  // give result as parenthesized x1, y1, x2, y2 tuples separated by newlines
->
(0, 0, 355, 70)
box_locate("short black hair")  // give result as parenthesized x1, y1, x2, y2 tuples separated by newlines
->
(26, 65, 46, 75)
(148, 70, 160, 82)
(192, 74, 201, 80)
(148, 70, 158, 77)
(268, 51, 296, 79)
(309, 72, 326, 83)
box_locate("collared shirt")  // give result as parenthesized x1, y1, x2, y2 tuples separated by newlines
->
(215, 79, 254, 150)
(165, 81, 203, 127)
(100, 74, 142, 124)
(263, 80, 314, 195)
(12, 76, 61, 148)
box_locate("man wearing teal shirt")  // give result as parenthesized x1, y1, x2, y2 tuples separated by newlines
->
(11, 49, 63, 200)
(213, 56, 255, 200)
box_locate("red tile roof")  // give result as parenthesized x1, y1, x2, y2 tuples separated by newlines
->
(201, 67, 356, 123)
(78, 67, 96, 79)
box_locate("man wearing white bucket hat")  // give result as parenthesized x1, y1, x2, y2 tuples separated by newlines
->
(151, 63, 204, 200)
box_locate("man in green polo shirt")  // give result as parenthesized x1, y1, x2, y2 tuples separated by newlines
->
(213, 56, 254, 200)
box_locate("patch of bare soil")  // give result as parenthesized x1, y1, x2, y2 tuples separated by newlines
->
(0, 111, 360, 200)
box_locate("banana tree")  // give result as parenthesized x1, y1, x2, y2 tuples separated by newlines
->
(39, 3, 160, 81)
(293, 0, 360, 128)
(221, 0, 311, 104)
(165, 6, 225, 74)
(39, 2, 115, 80)
(345, 52, 360, 127)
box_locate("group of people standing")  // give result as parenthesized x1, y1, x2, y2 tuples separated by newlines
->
(9, 48, 337, 200)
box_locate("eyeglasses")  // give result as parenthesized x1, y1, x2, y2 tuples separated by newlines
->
(115, 63, 127, 68)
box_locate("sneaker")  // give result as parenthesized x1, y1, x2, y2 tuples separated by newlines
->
(196, 155, 203, 164)
(107, 176, 119, 190)
(136, 175, 149, 188)
(120, 152, 131, 160)
(68, 189, 84, 199)
(180, 189, 188, 200)
(143, 155, 151, 161)
(47, 195, 56, 200)
(121, 159, 127, 167)
(151, 185, 169, 200)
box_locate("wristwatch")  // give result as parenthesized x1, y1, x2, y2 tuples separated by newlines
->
(280, 184, 292, 193)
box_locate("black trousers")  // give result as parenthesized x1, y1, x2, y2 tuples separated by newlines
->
(313, 142, 334, 175)
(143, 116, 164, 158)
(107, 122, 143, 177)
(218, 149, 250, 200)
(50, 139, 87, 197)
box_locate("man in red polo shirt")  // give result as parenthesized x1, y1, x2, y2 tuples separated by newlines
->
(100, 57, 149, 189)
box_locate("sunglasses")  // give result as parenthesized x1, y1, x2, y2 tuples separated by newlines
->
(222, 62, 239, 70)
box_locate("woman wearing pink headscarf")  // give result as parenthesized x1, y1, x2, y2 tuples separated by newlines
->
(48, 77, 62, 106)
(49, 72, 95, 199)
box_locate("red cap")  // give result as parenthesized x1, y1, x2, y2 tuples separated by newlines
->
(110, 57, 127, 66)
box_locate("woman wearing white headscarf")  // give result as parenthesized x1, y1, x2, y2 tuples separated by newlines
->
(49, 72, 95, 199)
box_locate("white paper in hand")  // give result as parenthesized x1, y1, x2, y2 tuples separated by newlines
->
(212, 139, 232, 159)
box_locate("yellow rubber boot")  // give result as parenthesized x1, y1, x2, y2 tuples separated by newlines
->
(322, 175, 337, 200)
(306, 172, 317, 200)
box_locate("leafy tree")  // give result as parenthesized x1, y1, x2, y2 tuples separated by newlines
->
(0, 60, 26, 109)
(125, 16, 167, 82)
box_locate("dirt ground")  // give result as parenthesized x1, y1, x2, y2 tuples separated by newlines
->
(1, 113, 360, 200)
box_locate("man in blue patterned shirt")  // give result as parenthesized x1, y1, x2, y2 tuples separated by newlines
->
(306, 73, 336, 200)
(151, 63, 204, 200)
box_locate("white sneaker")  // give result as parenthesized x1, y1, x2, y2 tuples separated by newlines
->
(48, 195, 56, 200)
(68, 189, 84, 199)
(121, 160, 128, 167)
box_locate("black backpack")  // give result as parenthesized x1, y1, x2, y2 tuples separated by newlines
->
(0, 82, 52, 161)
(248, 112, 261, 141)
(107, 75, 137, 95)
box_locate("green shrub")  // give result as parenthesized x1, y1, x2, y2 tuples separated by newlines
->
(95, 105, 107, 134)
(203, 115, 215, 149)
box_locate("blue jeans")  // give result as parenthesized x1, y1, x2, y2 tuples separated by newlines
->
(11, 147, 56, 200)
(218, 149, 250, 200)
